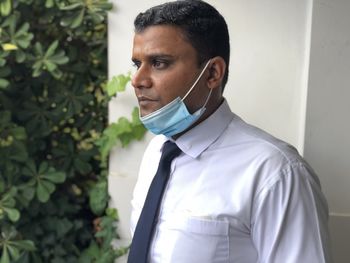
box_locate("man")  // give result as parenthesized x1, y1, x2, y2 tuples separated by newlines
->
(128, 0, 331, 262)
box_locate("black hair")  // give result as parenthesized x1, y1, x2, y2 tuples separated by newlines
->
(134, 0, 230, 90)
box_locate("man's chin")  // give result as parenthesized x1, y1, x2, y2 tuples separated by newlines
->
(139, 104, 162, 117)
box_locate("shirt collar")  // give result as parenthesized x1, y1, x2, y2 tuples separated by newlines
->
(174, 99, 234, 158)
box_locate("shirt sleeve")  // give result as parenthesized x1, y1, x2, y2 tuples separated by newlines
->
(251, 162, 332, 263)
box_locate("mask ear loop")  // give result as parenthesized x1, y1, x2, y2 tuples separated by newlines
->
(181, 59, 212, 102)
(201, 87, 213, 109)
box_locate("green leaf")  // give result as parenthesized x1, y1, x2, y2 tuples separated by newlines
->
(15, 49, 26, 63)
(95, 117, 135, 163)
(0, 246, 10, 263)
(79, 242, 100, 263)
(34, 42, 43, 55)
(41, 180, 55, 194)
(11, 127, 26, 140)
(0, 0, 12, 17)
(3, 207, 20, 222)
(45, 40, 58, 58)
(93, 2, 113, 10)
(41, 169, 66, 183)
(32, 66, 42, 77)
(105, 207, 119, 220)
(15, 22, 30, 37)
(59, 3, 83, 10)
(36, 180, 55, 202)
(55, 218, 73, 238)
(44, 60, 57, 71)
(6, 245, 20, 261)
(71, 9, 85, 29)
(16, 36, 32, 49)
(130, 107, 146, 140)
(119, 133, 133, 147)
(115, 117, 133, 134)
(0, 78, 9, 89)
(89, 179, 108, 215)
(32, 60, 42, 71)
(8, 141, 28, 162)
(1, 187, 17, 201)
(21, 186, 35, 201)
(50, 53, 69, 64)
(89, 12, 104, 24)
(38, 162, 49, 174)
(22, 160, 36, 176)
(36, 182, 49, 202)
(12, 240, 36, 251)
(45, 0, 54, 8)
(131, 107, 141, 123)
(106, 73, 131, 97)
(60, 15, 75, 27)
(73, 158, 92, 174)
(2, 197, 15, 207)
(50, 68, 63, 79)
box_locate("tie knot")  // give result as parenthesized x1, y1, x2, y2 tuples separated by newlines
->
(161, 141, 182, 163)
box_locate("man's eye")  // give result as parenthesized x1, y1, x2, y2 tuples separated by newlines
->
(152, 60, 168, 69)
(132, 61, 141, 69)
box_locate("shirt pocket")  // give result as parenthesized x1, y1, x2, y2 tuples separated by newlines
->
(164, 216, 230, 263)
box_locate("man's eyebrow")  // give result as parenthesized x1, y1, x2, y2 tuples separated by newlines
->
(149, 54, 174, 59)
(132, 54, 175, 62)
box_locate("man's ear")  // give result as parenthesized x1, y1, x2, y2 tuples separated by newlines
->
(207, 56, 226, 90)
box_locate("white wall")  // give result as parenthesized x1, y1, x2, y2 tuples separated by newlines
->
(221, 0, 312, 152)
(304, 0, 350, 262)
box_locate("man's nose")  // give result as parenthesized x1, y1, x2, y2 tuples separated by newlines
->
(131, 65, 152, 89)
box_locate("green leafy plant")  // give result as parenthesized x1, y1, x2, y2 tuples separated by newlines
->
(97, 73, 146, 167)
(0, 1, 146, 262)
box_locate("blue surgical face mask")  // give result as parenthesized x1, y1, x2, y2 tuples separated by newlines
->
(140, 60, 212, 137)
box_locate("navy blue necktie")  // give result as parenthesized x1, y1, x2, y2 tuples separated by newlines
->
(128, 141, 182, 263)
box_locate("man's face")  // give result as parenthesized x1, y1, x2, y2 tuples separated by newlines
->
(131, 25, 208, 117)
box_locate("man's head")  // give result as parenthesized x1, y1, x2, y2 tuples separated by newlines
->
(132, 1, 230, 137)
(134, 0, 230, 89)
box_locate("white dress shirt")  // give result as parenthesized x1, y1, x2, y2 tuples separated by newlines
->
(130, 100, 331, 263)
